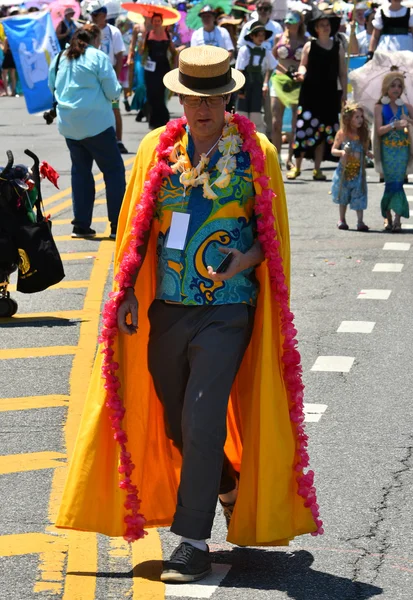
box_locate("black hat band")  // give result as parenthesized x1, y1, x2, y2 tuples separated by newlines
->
(179, 68, 231, 90)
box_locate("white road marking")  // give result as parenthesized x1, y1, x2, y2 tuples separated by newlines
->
(305, 414, 323, 423)
(383, 242, 411, 251)
(357, 289, 391, 300)
(337, 321, 375, 333)
(304, 403, 328, 422)
(166, 564, 231, 598)
(373, 263, 404, 272)
(410, 210, 413, 217)
(311, 356, 354, 372)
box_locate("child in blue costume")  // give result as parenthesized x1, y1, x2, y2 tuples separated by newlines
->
(374, 72, 413, 232)
(331, 103, 372, 231)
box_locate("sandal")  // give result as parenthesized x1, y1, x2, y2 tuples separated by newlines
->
(392, 222, 402, 233)
(357, 222, 369, 232)
(337, 221, 349, 230)
(383, 219, 393, 231)
(219, 498, 236, 529)
(286, 159, 295, 171)
(286, 166, 301, 180)
(313, 169, 327, 181)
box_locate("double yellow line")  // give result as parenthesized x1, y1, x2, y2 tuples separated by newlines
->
(42, 157, 136, 217)
(45, 161, 164, 599)
(0, 158, 165, 598)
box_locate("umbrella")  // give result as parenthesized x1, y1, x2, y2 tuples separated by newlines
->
(126, 7, 180, 25)
(126, 10, 145, 23)
(121, 1, 180, 21)
(186, 0, 232, 30)
(349, 51, 413, 121)
(49, 0, 81, 26)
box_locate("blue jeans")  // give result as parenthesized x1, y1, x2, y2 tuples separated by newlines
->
(65, 127, 126, 229)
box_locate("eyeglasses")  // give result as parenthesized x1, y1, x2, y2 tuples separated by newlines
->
(181, 96, 227, 108)
(257, 6, 271, 11)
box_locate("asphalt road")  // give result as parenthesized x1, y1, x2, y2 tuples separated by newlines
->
(0, 95, 412, 600)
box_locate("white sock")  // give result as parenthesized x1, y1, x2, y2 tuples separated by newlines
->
(180, 537, 208, 552)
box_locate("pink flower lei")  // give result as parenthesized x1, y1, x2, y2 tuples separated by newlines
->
(98, 114, 323, 543)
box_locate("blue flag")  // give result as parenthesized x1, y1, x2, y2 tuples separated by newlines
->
(3, 11, 59, 114)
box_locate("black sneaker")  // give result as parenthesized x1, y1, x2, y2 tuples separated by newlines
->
(117, 141, 129, 154)
(109, 225, 117, 240)
(123, 98, 131, 112)
(71, 227, 96, 238)
(160, 542, 211, 583)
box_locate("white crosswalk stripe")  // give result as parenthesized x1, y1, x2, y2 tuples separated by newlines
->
(337, 321, 375, 333)
(373, 263, 404, 272)
(383, 242, 411, 251)
(304, 403, 328, 422)
(311, 356, 355, 372)
(357, 289, 392, 300)
(166, 564, 231, 598)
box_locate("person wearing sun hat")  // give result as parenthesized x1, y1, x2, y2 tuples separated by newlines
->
(235, 22, 277, 130)
(287, 6, 346, 181)
(190, 5, 234, 54)
(55, 44, 323, 585)
(55, 7, 80, 50)
(237, 1, 283, 139)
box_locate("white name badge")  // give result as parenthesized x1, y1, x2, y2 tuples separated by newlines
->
(144, 59, 156, 72)
(165, 212, 190, 251)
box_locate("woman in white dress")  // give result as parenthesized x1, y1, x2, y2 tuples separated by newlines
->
(368, 0, 413, 56)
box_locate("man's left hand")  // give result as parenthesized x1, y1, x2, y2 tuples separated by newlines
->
(207, 247, 249, 282)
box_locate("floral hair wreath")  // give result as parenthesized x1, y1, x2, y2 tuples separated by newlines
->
(342, 101, 363, 115)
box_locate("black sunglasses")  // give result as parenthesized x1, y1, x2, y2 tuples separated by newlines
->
(257, 5, 271, 11)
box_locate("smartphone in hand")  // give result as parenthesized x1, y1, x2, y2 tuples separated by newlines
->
(216, 252, 233, 274)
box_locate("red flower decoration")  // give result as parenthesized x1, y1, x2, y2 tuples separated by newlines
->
(39, 161, 60, 189)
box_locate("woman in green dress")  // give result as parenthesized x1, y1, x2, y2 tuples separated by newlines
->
(374, 72, 413, 231)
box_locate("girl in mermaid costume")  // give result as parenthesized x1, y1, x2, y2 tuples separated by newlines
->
(374, 72, 413, 232)
(331, 103, 372, 231)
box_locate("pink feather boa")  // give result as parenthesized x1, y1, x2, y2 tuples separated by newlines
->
(98, 114, 323, 543)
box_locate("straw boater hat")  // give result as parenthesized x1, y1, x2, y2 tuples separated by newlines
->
(163, 46, 245, 97)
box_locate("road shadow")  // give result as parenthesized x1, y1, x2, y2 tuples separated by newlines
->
(69, 549, 383, 599)
(213, 549, 383, 599)
(0, 317, 82, 328)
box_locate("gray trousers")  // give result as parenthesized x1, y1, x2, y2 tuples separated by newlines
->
(147, 300, 255, 540)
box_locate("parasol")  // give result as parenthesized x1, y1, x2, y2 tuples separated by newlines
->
(349, 51, 413, 121)
(185, 0, 232, 30)
(126, 7, 180, 25)
(49, 0, 81, 26)
(121, 1, 180, 21)
(126, 11, 145, 23)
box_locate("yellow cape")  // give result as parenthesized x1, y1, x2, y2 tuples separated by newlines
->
(56, 127, 317, 546)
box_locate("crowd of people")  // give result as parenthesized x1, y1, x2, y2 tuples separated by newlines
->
(2, 0, 413, 234)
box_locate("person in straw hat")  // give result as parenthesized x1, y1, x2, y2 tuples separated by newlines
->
(55, 45, 322, 584)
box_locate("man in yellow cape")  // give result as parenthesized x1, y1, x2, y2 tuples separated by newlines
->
(56, 46, 322, 584)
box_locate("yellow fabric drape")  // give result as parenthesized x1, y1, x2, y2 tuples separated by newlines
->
(56, 127, 317, 546)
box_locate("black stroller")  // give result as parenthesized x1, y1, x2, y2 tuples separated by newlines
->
(0, 150, 65, 318)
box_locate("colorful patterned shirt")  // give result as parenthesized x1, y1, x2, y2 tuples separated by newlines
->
(154, 130, 259, 306)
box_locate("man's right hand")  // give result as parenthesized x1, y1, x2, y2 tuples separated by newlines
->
(117, 288, 139, 335)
